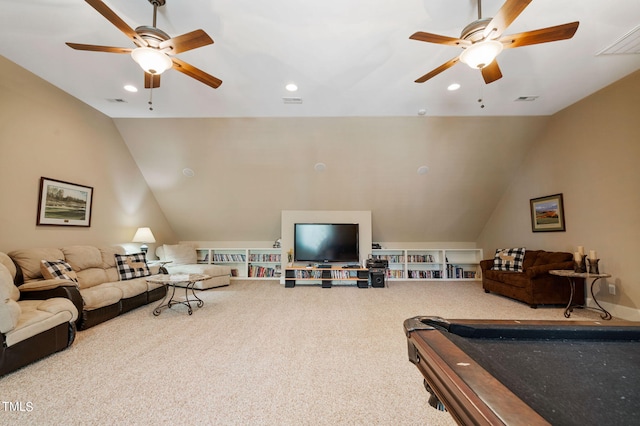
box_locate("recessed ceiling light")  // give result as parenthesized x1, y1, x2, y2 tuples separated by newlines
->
(124, 84, 138, 93)
(182, 168, 195, 177)
(447, 83, 461, 91)
(417, 109, 427, 116)
(417, 165, 429, 175)
(314, 162, 326, 172)
(285, 83, 298, 92)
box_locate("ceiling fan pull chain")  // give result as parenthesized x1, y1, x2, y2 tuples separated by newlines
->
(148, 88, 154, 111)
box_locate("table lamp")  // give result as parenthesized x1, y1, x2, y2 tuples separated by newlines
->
(132, 227, 156, 254)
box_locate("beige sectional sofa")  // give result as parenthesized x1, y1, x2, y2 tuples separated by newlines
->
(156, 244, 231, 289)
(1, 253, 78, 376)
(1, 243, 230, 375)
(8, 245, 166, 330)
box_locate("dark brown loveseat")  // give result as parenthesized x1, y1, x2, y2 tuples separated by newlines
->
(480, 250, 584, 308)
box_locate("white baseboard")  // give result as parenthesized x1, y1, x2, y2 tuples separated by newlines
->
(586, 297, 640, 321)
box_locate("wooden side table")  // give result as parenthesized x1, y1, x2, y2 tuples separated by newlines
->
(549, 270, 612, 320)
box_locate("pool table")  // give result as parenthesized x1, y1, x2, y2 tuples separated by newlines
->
(404, 316, 640, 426)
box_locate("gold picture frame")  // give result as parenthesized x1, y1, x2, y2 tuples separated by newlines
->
(37, 177, 93, 227)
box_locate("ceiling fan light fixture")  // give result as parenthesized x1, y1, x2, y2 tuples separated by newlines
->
(131, 47, 173, 75)
(460, 40, 503, 69)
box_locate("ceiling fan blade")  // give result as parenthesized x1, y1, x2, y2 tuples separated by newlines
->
(144, 72, 161, 89)
(481, 61, 503, 84)
(500, 22, 580, 49)
(171, 57, 222, 89)
(410, 32, 470, 47)
(415, 57, 460, 83)
(159, 29, 213, 54)
(85, 0, 147, 47)
(66, 42, 131, 54)
(483, 0, 532, 39)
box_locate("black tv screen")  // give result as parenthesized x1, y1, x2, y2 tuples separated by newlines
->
(294, 223, 359, 263)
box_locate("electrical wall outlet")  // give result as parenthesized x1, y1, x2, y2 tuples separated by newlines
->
(608, 283, 616, 295)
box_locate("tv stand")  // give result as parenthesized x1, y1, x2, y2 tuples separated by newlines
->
(285, 266, 369, 288)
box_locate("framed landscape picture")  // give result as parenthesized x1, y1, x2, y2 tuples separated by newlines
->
(37, 177, 93, 227)
(530, 193, 565, 232)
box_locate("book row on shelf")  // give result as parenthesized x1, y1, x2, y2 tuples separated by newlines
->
(248, 265, 280, 278)
(197, 251, 281, 263)
(213, 253, 246, 262)
(407, 270, 443, 279)
(447, 265, 476, 279)
(372, 254, 405, 263)
(248, 254, 282, 262)
(292, 270, 323, 279)
(372, 254, 438, 263)
(331, 270, 360, 279)
(386, 269, 476, 279)
(374, 254, 477, 264)
(386, 270, 405, 279)
(407, 254, 438, 263)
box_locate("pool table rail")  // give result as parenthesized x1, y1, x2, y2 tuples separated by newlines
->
(404, 316, 640, 426)
(405, 316, 550, 426)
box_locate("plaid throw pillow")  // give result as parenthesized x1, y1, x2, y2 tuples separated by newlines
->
(491, 248, 526, 272)
(115, 253, 150, 281)
(40, 259, 78, 282)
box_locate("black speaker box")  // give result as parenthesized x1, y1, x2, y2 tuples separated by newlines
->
(369, 270, 385, 288)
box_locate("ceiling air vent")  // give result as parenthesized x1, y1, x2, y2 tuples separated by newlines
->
(106, 98, 127, 103)
(283, 97, 303, 104)
(515, 96, 539, 102)
(598, 25, 640, 55)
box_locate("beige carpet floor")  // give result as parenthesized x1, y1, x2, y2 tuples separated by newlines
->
(2, 279, 604, 425)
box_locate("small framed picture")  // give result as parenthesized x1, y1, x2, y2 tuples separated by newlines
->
(37, 177, 93, 227)
(530, 193, 565, 232)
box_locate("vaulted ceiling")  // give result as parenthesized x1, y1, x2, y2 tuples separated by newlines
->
(2, 0, 639, 118)
(2, 1, 639, 242)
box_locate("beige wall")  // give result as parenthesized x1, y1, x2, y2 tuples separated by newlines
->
(116, 115, 550, 243)
(3, 53, 638, 319)
(0, 56, 177, 254)
(477, 70, 640, 321)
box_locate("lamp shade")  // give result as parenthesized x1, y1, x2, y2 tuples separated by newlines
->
(132, 227, 156, 243)
(459, 40, 503, 69)
(131, 47, 173, 75)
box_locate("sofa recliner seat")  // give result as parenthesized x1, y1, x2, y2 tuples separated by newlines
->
(8, 245, 166, 330)
(1, 253, 77, 376)
(480, 249, 585, 308)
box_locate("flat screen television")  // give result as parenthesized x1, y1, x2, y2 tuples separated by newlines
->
(294, 223, 359, 263)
